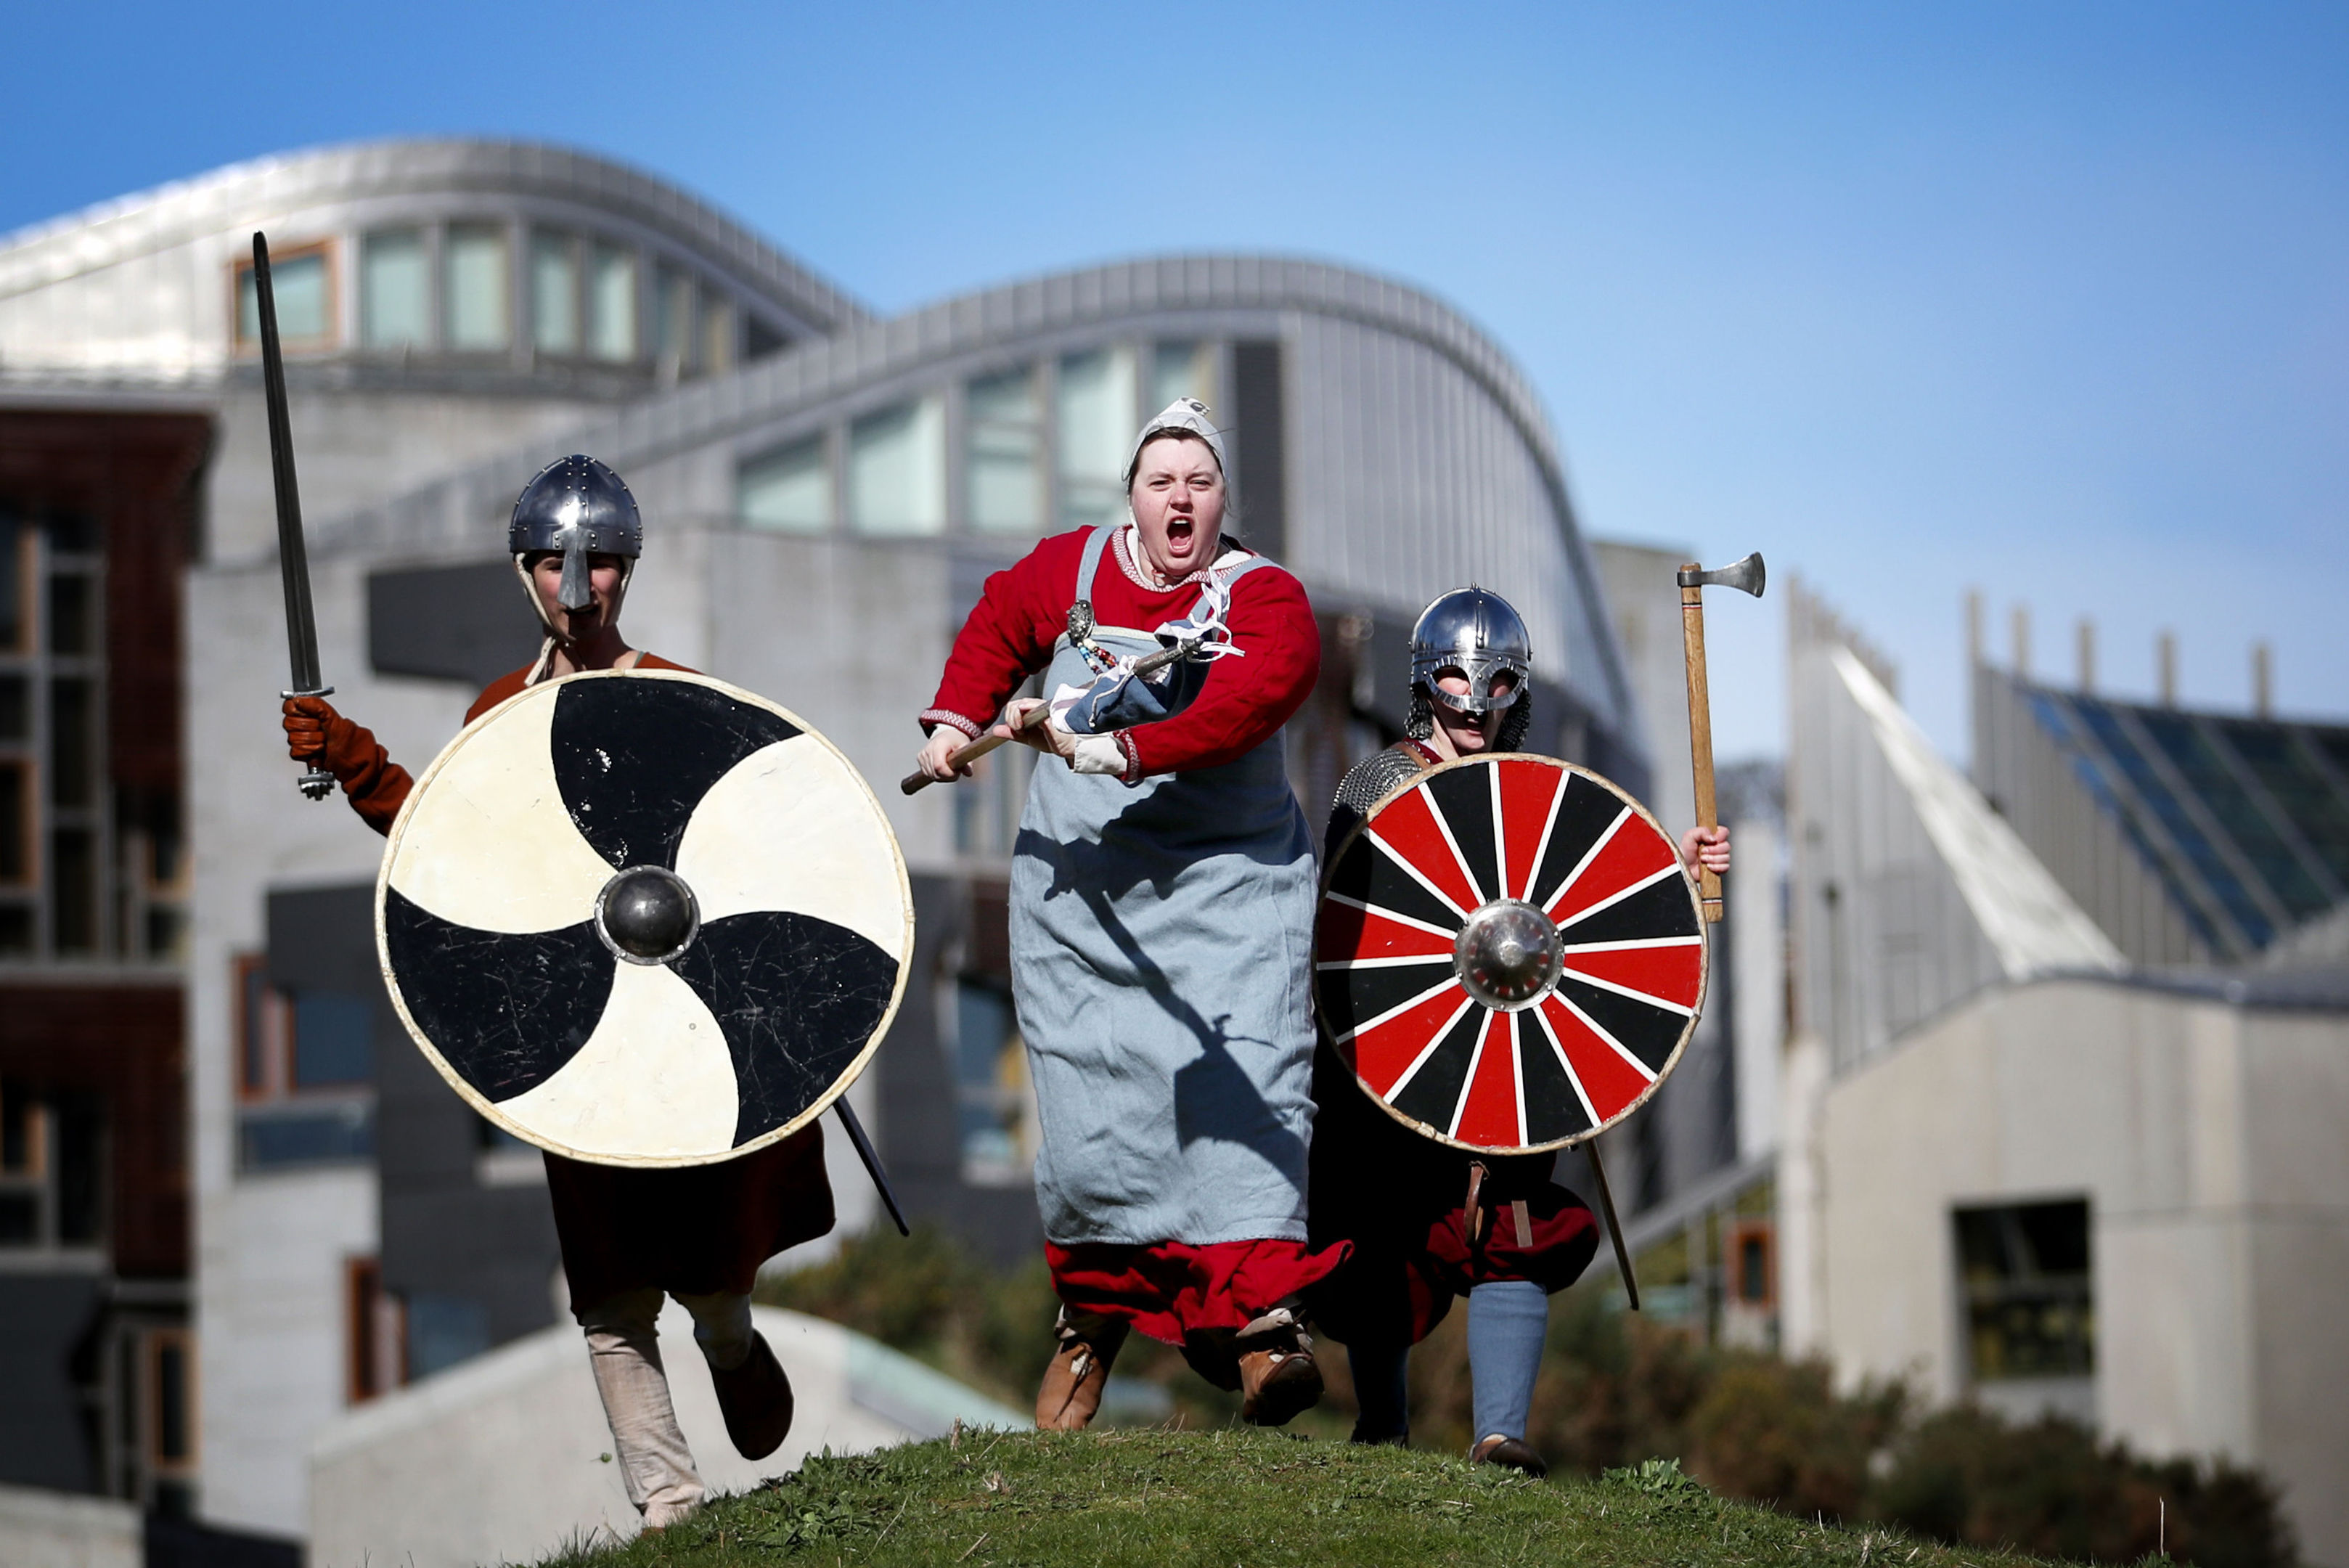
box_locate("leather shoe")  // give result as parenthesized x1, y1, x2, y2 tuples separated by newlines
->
(709, 1331, 793, 1460)
(1471, 1434, 1548, 1478)
(1036, 1311, 1128, 1431)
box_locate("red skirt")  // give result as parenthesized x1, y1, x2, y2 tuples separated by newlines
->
(1045, 1236, 1350, 1348)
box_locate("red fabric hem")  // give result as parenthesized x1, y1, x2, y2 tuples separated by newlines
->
(919, 707, 985, 740)
(1047, 1236, 1351, 1347)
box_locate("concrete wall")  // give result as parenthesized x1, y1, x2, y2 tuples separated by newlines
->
(0, 1485, 140, 1568)
(309, 1303, 1022, 1568)
(1813, 978, 2349, 1564)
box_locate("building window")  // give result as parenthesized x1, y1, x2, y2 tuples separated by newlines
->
(739, 436, 830, 534)
(952, 979, 1033, 1185)
(444, 226, 510, 351)
(233, 952, 375, 1170)
(1730, 1220, 1775, 1308)
(701, 297, 735, 375)
(847, 399, 946, 537)
(966, 366, 1043, 535)
(361, 230, 430, 348)
(1058, 346, 1137, 530)
(530, 232, 580, 356)
(347, 1257, 406, 1402)
(0, 1079, 106, 1249)
(1955, 1199, 2093, 1383)
(655, 266, 696, 373)
(235, 242, 332, 347)
(589, 242, 637, 362)
(1150, 339, 1215, 413)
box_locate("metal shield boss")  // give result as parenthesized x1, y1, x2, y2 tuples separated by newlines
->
(375, 669, 914, 1167)
(1317, 754, 1707, 1153)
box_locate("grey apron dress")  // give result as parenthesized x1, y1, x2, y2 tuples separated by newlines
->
(1012, 525, 1320, 1248)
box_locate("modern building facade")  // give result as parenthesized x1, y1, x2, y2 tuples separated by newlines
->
(1, 138, 1655, 1550)
(1779, 580, 2349, 1564)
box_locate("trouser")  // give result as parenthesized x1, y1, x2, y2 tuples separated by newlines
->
(576, 1288, 756, 1524)
(1346, 1279, 1549, 1447)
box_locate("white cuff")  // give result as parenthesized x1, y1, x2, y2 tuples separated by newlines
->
(1069, 733, 1127, 775)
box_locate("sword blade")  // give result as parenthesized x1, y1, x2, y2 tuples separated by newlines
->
(834, 1097, 910, 1236)
(255, 234, 324, 698)
(1583, 1132, 1641, 1311)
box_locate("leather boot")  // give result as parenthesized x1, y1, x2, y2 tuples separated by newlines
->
(708, 1331, 793, 1460)
(1471, 1434, 1549, 1478)
(1235, 1305, 1323, 1427)
(1036, 1309, 1128, 1431)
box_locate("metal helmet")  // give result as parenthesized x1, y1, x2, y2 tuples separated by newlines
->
(1410, 587, 1532, 715)
(510, 455, 642, 613)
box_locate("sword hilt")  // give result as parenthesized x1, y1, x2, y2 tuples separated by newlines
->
(283, 685, 337, 801)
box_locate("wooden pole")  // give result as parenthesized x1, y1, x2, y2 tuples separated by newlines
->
(1679, 565, 1723, 923)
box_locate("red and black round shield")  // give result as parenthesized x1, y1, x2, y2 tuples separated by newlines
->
(376, 669, 913, 1168)
(1316, 754, 1706, 1153)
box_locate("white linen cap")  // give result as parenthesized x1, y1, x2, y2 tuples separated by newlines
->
(1122, 398, 1228, 488)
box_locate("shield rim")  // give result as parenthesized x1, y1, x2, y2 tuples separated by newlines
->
(1315, 750, 1707, 1156)
(373, 666, 915, 1169)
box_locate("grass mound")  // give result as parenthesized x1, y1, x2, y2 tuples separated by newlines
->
(544, 1428, 2100, 1568)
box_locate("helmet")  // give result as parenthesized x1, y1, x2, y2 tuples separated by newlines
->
(510, 454, 642, 612)
(1410, 588, 1532, 716)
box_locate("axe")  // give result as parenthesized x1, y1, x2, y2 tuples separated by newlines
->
(1677, 552, 1765, 923)
(899, 632, 1206, 796)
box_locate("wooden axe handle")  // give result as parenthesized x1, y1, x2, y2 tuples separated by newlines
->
(901, 704, 1047, 795)
(1680, 568, 1724, 923)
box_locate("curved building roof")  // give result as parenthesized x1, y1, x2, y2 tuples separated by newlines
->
(322, 252, 1637, 736)
(0, 139, 867, 383)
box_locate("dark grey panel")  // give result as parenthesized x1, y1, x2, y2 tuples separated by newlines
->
(367, 562, 541, 690)
(0, 1271, 102, 1490)
(266, 883, 380, 997)
(876, 874, 1042, 1270)
(1231, 340, 1286, 563)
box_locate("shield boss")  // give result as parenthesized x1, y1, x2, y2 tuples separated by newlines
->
(376, 669, 913, 1167)
(1317, 754, 1706, 1153)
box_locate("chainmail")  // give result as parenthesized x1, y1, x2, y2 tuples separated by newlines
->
(1325, 746, 1433, 862)
(1406, 685, 1534, 751)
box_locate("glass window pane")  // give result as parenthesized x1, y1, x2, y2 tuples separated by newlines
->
(239, 251, 330, 343)
(0, 513, 20, 649)
(1151, 339, 1214, 412)
(1058, 346, 1137, 530)
(738, 437, 830, 533)
(589, 244, 637, 362)
(51, 827, 94, 952)
(702, 297, 735, 375)
(361, 231, 429, 348)
(656, 268, 695, 369)
(49, 677, 91, 807)
(0, 675, 21, 740)
(848, 399, 946, 537)
(47, 574, 91, 655)
(530, 232, 579, 354)
(966, 367, 1042, 535)
(445, 226, 510, 351)
(293, 991, 373, 1087)
(0, 763, 26, 883)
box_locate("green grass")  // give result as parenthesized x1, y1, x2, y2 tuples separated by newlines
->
(544, 1428, 2131, 1568)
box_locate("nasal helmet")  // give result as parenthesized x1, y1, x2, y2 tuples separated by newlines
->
(1409, 587, 1532, 716)
(510, 454, 642, 613)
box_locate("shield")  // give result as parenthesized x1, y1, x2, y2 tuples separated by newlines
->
(1317, 754, 1705, 1153)
(376, 669, 912, 1168)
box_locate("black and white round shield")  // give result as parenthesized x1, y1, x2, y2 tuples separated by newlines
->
(375, 669, 912, 1167)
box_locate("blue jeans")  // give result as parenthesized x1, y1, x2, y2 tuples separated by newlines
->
(1345, 1278, 1549, 1446)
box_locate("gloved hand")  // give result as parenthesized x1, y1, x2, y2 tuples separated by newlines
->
(282, 695, 359, 775)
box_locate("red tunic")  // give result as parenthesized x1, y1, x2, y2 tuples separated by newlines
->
(926, 526, 1341, 1345)
(335, 652, 836, 1314)
(921, 526, 1320, 781)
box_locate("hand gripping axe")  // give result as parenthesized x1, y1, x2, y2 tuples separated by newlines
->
(1677, 552, 1766, 923)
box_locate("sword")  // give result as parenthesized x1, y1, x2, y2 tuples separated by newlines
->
(834, 1098, 910, 1236)
(1583, 1132, 1641, 1311)
(253, 232, 335, 801)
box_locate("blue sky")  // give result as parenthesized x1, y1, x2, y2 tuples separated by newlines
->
(5, 2, 2342, 764)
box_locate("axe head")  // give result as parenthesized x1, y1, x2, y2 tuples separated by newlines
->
(1677, 551, 1766, 598)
